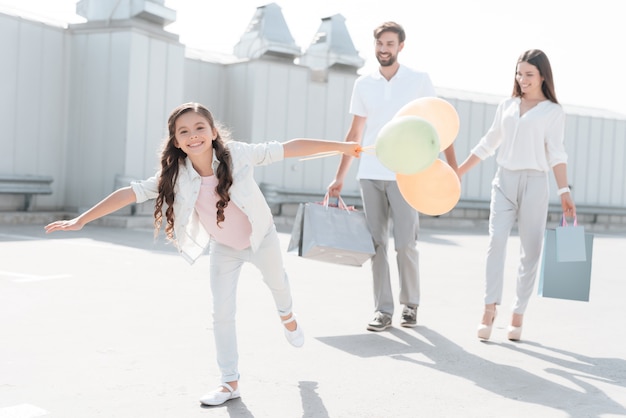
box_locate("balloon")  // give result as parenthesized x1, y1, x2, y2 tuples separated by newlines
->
(375, 115, 440, 175)
(396, 159, 461, 216)
(395, 97, 460, 151)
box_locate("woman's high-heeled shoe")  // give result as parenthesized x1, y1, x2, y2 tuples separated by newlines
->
(507, 313, 523, 341)
(507, 326, 522, 341)
(477, 309, 497, 340)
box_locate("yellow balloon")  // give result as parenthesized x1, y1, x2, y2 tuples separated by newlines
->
(396, 159, 461, 216)
(395, 97, 460, 151)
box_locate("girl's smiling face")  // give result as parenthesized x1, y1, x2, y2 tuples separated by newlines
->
(173, 111, 216, 156)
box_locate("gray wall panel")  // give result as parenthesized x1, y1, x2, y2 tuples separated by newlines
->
(612, 121, 626, 206)
(570, 116, 591, 201)
(125, 32, 151, 181)
(182, 58, 225, 118)
(0, 11, 624, 215)
(0, 15, 19, 174)
(15, 20, 45, 175)
(282, 67, 309, 191)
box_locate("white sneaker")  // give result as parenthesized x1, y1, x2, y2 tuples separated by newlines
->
(199, 382, 240, 406)
(282, 314, 304, 347)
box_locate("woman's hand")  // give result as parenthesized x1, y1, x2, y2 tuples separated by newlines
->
(560, 193, 576, 218)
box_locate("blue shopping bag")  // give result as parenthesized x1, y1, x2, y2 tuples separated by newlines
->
(538, 220, 594, 302)
(555, 215, 586, 262)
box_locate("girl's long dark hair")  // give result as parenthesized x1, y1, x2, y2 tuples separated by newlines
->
(154, 102, 233, 241)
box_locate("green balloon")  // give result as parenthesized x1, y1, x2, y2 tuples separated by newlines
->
(376, 115, 441, 174)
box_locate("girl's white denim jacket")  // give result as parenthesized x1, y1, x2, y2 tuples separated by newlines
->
(131, 140, 284, 264)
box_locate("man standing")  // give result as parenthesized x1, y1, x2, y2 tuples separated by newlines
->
(328, 21, 457, 331)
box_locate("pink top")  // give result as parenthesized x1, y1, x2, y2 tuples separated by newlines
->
(195, 175, 252, 250)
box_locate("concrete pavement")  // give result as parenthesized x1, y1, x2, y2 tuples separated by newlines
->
(1, 220, 625, 418)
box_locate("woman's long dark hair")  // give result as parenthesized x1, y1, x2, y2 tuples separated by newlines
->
(154, 102, 233, 241)
(512, 49, 559, 104)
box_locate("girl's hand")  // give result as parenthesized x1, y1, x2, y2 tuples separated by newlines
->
(45, 218, 84, 234)
(341, 141, 361, 158)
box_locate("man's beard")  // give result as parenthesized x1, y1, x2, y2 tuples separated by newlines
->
(376, 54, 397, 67)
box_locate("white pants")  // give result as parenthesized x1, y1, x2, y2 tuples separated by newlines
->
(209, 225, 293, 383)
(485, 167, 549, 314)
(360, 179, 420, 315)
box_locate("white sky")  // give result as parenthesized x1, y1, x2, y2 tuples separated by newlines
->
(1, 0, 625, 116)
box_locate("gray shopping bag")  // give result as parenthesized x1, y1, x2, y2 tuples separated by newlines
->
(538, 228, 594, 302)
(555, 216, 586, 262)
(288, 200, 375, 266)
(287, 203, 305, 255)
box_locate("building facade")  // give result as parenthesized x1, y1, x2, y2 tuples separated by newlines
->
(1, 1, 624, 225)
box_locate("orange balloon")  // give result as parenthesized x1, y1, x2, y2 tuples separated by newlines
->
(395, 97, 460, 151)
(396, 159, 461, 216)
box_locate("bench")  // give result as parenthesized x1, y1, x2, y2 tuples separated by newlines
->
(0, 174, 54, 211)
(260, 182, 362, 215)
(454, 199, 626, 223)
(261, 187, 626, 225)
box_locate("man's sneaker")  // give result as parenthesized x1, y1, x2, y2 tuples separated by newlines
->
(400, 305, 418, 328)
(367, 311, 392, 332)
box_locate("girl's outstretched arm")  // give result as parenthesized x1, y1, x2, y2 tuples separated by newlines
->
(45, 187, 137, 233)
(282, 138, 361, 159)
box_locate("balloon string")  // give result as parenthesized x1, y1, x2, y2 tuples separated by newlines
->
(299, 145, 374, 161)
(299, 151, 341, 161)
(359, 145, 376, 156)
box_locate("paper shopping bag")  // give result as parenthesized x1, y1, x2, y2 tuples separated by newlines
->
(287, 203, 305, 255)
(288, 200, 375, 266)
(538, 228, 594, 302)
(555, 216, 586, 262)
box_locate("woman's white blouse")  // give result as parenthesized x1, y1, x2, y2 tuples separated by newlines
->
(471, 97, 568, 171)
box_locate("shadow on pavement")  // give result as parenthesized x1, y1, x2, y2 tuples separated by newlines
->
(317, 326, 626, 418)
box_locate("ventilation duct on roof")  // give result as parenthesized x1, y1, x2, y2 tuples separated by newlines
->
(299, 14, 364, 72)
(76, 0, 175, 26)
(233, 3, 301, 60)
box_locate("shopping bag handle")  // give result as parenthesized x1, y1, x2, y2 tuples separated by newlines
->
(561, 214, 578, 227)
(322, 193, 353, 211)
